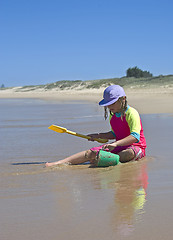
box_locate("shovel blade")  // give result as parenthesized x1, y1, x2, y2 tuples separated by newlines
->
(48, 125, 67, 133)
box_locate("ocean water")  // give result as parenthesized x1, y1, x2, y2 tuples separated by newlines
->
(0, 98, 173, 240)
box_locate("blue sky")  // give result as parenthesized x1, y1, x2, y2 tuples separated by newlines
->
(0, 0, 172, 87)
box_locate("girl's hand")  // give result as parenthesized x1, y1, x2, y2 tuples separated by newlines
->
(102, 142, 117, 151)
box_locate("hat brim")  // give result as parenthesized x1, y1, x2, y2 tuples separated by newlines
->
(99, 98, 118, 106)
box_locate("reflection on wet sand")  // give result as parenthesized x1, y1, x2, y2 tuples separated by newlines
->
(48, 159, 149, 239)
(91, 159, 148, 236)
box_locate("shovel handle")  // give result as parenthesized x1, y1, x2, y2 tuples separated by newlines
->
(49, 125, 108, 143)
(70, 131, 108, 143)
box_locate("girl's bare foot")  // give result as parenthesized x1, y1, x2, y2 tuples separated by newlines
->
(45, 162, 59, 167)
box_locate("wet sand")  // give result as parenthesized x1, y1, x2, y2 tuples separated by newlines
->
(0, 97, 173, 240)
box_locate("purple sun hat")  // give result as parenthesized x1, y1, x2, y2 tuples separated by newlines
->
(99, 85, 126, 106)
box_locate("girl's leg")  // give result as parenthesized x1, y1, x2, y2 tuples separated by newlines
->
(45, 150, 97, 167)
(118, 148, 135, 163)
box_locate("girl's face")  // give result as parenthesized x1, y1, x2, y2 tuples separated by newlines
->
(107, 97, 125, 113)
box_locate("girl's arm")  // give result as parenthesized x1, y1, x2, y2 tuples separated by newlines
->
(88, 131, 115, 141)
(102, 135, 137, 151)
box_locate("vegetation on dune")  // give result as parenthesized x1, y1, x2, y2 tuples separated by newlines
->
(45, 80, 82, 90)
(126, 66, 153, 78)
(85, 75, 173, 89)
(15, 85, 45, 92)
(18, 75, 173, 91)
(0, 67, 173, 91)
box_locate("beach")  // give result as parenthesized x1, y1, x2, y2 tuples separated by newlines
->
(0, 85, 173, 114)
(0, 87, 173, 240)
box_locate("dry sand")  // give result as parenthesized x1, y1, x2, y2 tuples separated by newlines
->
(0, 86, 173, 114)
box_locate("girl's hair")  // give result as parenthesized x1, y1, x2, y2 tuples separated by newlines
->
(104, 97, 127, 120)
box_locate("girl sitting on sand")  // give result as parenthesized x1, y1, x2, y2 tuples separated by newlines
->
(46, 85, 146, 166)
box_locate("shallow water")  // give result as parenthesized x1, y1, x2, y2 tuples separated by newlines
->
(0, 99, 173, 240)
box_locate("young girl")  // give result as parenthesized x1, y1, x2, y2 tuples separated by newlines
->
(46, 85, 146, 167)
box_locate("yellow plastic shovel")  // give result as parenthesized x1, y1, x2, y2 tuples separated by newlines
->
(48, 125, 108, 143)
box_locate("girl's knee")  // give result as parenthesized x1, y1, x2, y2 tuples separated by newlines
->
(118, 149, 135, 163)
(84, 150, 97, 161)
